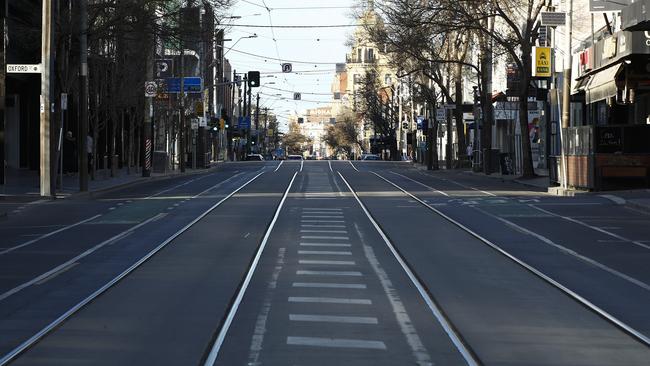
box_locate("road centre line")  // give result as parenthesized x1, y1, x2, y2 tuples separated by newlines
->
(292, 282, 366, 289)
(298, 250, 352, 255)
(287, 336, 386, 350)
(289, 297, 371, 305)
(340, 172, 479, 365)
(371, 171, 650, 348)
(300, 243, 352, 247)
(390, 171, 449, 197)
(290, 314, 378, 325)
(0, 172, 266, 366)
(529, 204, 650, 250)
(299, 260, 356, 265)
(203, 172, 297, 366)
(297, 270, 362, 276)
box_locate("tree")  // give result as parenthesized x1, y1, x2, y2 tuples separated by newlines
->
(324, 110, 363, 159)
(282, 122, 311, 155)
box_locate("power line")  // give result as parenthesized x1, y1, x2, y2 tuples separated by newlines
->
(224, 46, 342, 65)
(225, 23, 363, 28)
(264, 85, 333, 96)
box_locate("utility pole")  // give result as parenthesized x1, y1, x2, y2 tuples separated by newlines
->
(179, 48, 186, 173)
(560, 0, 572, 189)
(228, 70, 237, 161)
(0, 0, 6, 186)
(242, 74, 247, 159)
(143, 12, 154, 177)
(255, 93, 260, 151)
(40, 0, 55, 197)
(78, 0, 89, 190)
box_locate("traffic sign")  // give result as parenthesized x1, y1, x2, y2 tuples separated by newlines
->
(294, 92, 301, 100)
(540, 12, 566, 26)
(165, 77, 202, 94)
(443, 104, 456, 110)
(282, 63, 293, 73)
(436, 109, 446, 121)
(61, 93, 68, 111)
(155, 59, 172, 78)
(7, 64, 41, 73)
(145, 81, 157, 97)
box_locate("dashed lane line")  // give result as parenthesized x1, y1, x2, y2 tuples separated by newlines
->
(288, 297, 371, 305)
(298, 260, 356, 266)
(292, 282, 366, 289)
(297, 250, 352, 256)
(289, 314, 378, 325)
(287, 336, 386, 350)
(296, 270, 362, 276)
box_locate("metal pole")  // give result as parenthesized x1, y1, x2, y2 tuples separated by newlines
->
(79, 0, 89, 190)
(0, 0, 5, 186)
(40, 0, 54, 197)
(179, 48, 186, 173)
(255, 93, 260, 151)
(560, 0, 573, 189)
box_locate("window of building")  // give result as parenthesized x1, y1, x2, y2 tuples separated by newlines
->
(385, 74, 392, 85)
(357, 48, 362, 63)
(353, 74, 361, 84)
(367, 48, 374, 62)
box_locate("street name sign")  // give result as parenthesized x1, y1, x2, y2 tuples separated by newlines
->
(540, 12, 566, 27)
(7, 64, 42, 73)
(590, 0, 631, 12)
(443, 104, 456, 110)
(165, 77, 202, 94)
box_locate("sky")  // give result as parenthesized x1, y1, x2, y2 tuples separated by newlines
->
(221, 0, 359, 127)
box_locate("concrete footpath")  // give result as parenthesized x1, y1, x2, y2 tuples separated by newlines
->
(0, 164, 222, 218)
(412, 163, 650, 213)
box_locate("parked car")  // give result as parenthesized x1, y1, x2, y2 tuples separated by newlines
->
(287, 155, 303, 160)
(361, 154, 381, 161)
(245, 154, 264, 161)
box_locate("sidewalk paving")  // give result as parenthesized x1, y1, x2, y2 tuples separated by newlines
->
(412, 163, 650, 213)
(0, 164, 220, 218)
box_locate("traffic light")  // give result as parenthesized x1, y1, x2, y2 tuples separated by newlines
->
(248, 71, 260, 87)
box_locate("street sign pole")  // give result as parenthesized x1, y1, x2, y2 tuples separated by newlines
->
(0, 1, 6, 186)
(40, 0, 55, 197)
(79, 0, 89, 191)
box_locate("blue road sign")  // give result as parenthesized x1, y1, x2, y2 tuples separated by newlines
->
(165, 77, 202, 93)
(237, 116, 251, 129)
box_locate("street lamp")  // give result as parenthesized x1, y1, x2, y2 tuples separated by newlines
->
(224, 34, 258, 56)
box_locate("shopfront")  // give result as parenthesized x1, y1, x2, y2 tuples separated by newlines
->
(567, 30, 650, 190)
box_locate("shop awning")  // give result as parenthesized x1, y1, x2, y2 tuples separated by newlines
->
(585, 64, 624, 104)
(573, 75, 591, 94)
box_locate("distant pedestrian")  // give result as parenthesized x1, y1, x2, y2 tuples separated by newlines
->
(467, 143, 473, 163)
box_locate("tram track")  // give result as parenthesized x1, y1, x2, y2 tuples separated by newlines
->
(0, 170, 267, 365)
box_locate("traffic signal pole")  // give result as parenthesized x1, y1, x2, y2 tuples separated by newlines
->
(40, 0, 55, 197)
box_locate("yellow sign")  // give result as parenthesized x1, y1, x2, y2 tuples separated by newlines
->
(267, 129, 274, 137)
(195, 102, 204, 115)
(219, 118, 225, 130)
(533, 47, 552, 77)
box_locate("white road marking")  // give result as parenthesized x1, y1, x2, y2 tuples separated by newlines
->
(301, 220, 345, 224)
(247, 248, 286, 365)
(301, 215, 344, 219)
(530, 205, 650, 250)
(300, 230, 348, 234)
(287, 336, 386, 350)
(0, 214, 102, 256)
(328, 160, 333, 172)
(244, 232, 251, 238)
(203, 172, 296, 365)
(472, 205, 650, 292)
(301, 236, 349, 240)
(34, 262, 80, 285)
(302, 208, 342, 211)
(357, 223, 432, 365)
(290, 314, 378, 324)
(300, 243, 351, 247)
(300, 224, 346, 228)
(289, 297, 371, 305)
(292, 282, 366, 289)
(599, 194, 626, 205)
(349, 161, 359, 172)
(342, 172, 479, 365)
(390, 171, 449, 197)
(298, 250, 352, 255)
(300, 211, 343, 215)
(274, 160, 284, 172)
(297, 270, 362, 276)
(0, 213, 164, 302)
(300, 160, 304, 172)
(299, 260, 356, 266)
